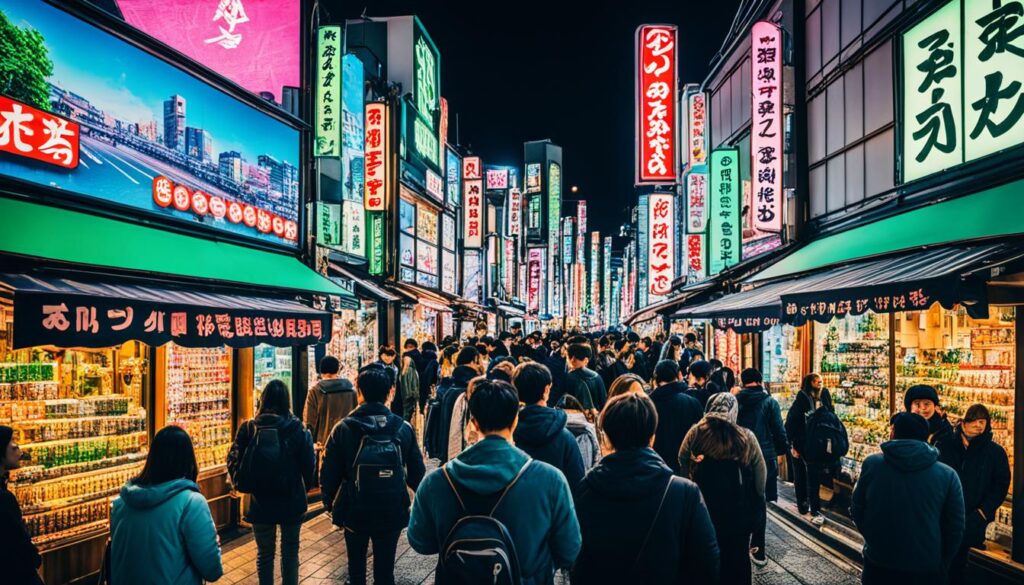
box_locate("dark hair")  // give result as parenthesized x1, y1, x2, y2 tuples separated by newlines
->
(422, 341, 438, 352)
(740, 368, 763, 385)
(599, 393, 658, 451)
(801, 373, 823, 398)
(708, 359, 723, 372)
(319, 355, 341, 375)
(688, 360, 712, 380)
(135, 426, 198, 486)
(669, 336, 682, 346)
(512, 362, 553, 404)
(556, 394, 585, 411)
(258, 379, 292, 416)
(567, 343, 593, 362)
(457, 345, 480, 365)
(654, 359, 681, 384)
(441, 345, 460, 364)
(608, 373, 647, 398)
(481, 336, 497, 347)
(468, 380, 520, 433)
(690, 417, 749, 461)
(710, 367, 736, 392)
(379, 346, 397, 358)
(626, 331, 640, 344)
(684, 333, 697, 343)
(613, 339, 628, 352)
(357, 367, 393, 403)
(499, 332, 514, 341)
(404, 338, 419, 350)
(963, 403, 991, 425)
(475, 343, 489, 356)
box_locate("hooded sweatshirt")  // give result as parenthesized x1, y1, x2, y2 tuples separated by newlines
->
(408, 436, 581, 585)
(514, 405, 586, 490)
(851, 440, 964, 575)
(573, 448, 719, 584)
(111, 479, 223, 585)
(735, 385, 789, 461)
(303, 377, 357, 446)
(563, 411, 601, 470)
(677, 393, 767, 497)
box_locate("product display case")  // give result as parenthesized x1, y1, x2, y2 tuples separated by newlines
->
(164, 345, 232, 471)
(763, 324, 804, 411)
(713, 326, 741, 373)
(253, 344, 292, 410)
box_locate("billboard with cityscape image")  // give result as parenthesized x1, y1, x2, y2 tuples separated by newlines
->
(0, 0, 301, 248)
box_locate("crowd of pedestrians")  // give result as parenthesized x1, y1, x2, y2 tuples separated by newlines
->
(0, 327, 1012, 585)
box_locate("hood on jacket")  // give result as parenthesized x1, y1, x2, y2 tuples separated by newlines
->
(421, 350, 438, 363)
(514, 405, 568, 448)
(650, 380, 687, 400)
(447, 435, 530, 495)
(563, 411, 592, 432)
(252, 412, 304, 434)
(580, 448, 670, 499)
(735, 386, 769, 410)
(119, 478, 199, 510)
(317, 378, 354, 394)
(704, 392, 739, 424)
(881, 439, 939, 472)
(452, 365, 479, 386)
(344, 402, 403, 435)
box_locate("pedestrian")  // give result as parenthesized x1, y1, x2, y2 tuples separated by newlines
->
(564, 343, 608, 417)
(678, 392, 766, 585)
(1, 425, 43, 585)
(303, 355, 357, 450)
(544, 340, 569, 401)
(398, 355, 420, 425)
(735, 367, 788, 567)
(649, 360, 703, 474)
(904, 384, 954, 446)
(320, 365, 426, 585)
(936, 404, 1011, 585)
(594, 336, 618, 390)
(375, 346, 400, 415)
(487, 358, 517, 383)
(607, 372, 647, 400)
(708, 366, 736, 395)
(435, 345, 460, 400)
(555, 394, 601, 471)
(227, 380, 315, 585)
(785, 373, 834, 523)
(573, 392, 719, 584)
(607, 346, 634, 382)
(659, 335, 682, 362)
(680, 333, 704, 371)
(625, 332, 650, 380)
(437, 346, 483, 462)
(852, 412, 964, 584)
(111, 426, 223, 585)
(512, 362, 586, 491)
(408, 379, 581, 585)
(684, 360, 714, 408)
(447, 376, 487, 461)
(403, 338, 424, 372)
(419, 341, 440, 414)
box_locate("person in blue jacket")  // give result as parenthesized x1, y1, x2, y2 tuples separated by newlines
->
(111, 426, 223, 585)
(408, 379, 581, 585)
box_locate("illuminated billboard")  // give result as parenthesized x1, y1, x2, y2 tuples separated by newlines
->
(636, 24, 678, 184)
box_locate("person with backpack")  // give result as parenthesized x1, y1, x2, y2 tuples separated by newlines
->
(304, 355, 357, 449)
(375, 346, 401, 414)
(649, 360, 703, 475)
(511, 363, 586, 491)
(555, 395, 601, 471)
(227, 380, 315, 585)
(563, 343, 608, 417)
(1, 425, 43, 585)
(785, 373, 838, 524)
(408, 379, 581, 585)
(678, 392, 766, 585)
(320, 365, 426, 585)
(735, 367, 789, 567)
(438, 346, 484, 462)
(573, 393, 719, 584)
(111, 426, 223, 585)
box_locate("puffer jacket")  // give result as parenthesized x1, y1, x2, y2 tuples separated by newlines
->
(514, 405, 586, 490)
(936, 426, 1011, 547)
(303, 377, 357, 446)
(111, 479, 223, 585)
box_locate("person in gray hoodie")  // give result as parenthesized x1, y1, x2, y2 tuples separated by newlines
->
(304, 355, 357, 448)
(111, 426, 223, 585)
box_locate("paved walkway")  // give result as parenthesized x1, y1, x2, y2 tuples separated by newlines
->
(215, 509, 861, 585)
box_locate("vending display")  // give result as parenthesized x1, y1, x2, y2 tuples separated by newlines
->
(254, 344, 292, 410)
(165, 345, 232, 471)
(763, 324, 803, 411)
(1, 341, 148, 547)
(713, 326, 741, 373)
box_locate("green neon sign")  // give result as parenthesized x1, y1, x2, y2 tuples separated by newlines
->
(414, 115, 440, 169)
(414, 20, 440, 129)
(708, 148, 740, 275)
(368, 211, 386, 275)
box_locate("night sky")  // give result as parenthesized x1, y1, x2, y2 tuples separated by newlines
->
(326, 0, 742, 236)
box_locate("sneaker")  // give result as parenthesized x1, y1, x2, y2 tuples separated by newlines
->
(797, 501, 809, 515)
(811, 513, 826, 526)
(750, 547, 768, 567)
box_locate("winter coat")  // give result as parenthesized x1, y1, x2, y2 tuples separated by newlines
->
(513, 405, 586, 490)
(573, 448, 719, 585)
(927, 413, 954, 446)
(408, 436, 581, 585)
(594, 351, 618, 390)
(303, 377, 357, 446)
(784, 388, 834, 454)
(545, 353, 569, 399)
(226, 413, 316, 524)
(606, 360, 631, 385)
(1, 478, 41, 585)
(399, 365, 420, 417)
(683, 383, 714, 410)
(374, 359, 401, 416)
(677, 421, 767, 498)
(111, 479, 223, 585)
(419, 350, 440, 399)
(564, 411, 601, 470)
(735, 386, 789, 461)
(851, 439, 964, 575)
(319, 402, 426, 532)
(435, 375, 454, 402)
(563, 367, 608, 411)
(936, 427, 1011, 548)
(436, 365, 478, 461)
(649, 381, 703, 474)
(447, 392, 473, 462)
(631, 349, 650, 381)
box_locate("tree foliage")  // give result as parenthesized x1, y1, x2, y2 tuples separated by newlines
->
(0, 9, 53, 111)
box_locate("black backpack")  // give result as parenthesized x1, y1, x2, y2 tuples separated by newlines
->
(437, 459, 533, 585)
(423, 395, 445, 459)
(234, 421, 295, 495)
(338, 417, 408, 531)
(691, 456, 759, 539)
(803, 407, 849, 465)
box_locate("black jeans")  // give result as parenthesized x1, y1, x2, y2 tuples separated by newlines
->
(344, 529, 401, 585)
(751, 456, 777, 554)
(719, 533, 753, 585)
(862, 561, 942, 584)
(792, 456, 822, 513)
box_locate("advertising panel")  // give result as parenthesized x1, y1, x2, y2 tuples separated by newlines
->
(687, 171, 708, 232)
(463, 252, 483, 304)
(425, 168, 444, 202)
(686, 234, 706, 282)
(341, 54, 364, 203)
(416, 202, 439, 244)
(637, 194, 649, 307)
(342, 199, 364, 257)
(527, 247, 544, 312)
(508, 188, 522, 236)
(445, 147, 461, 206)
(688, 91, 707, 167)
(442, 250, 456, 294)
(364, 102, 389, 211)
(315, 26, 341, 157)
(648, 193, 674, 295)
(463, 156, 482, 179)
(590, 231, 601, 321)
(751, 21, 783, 232)
(636, 24, 678, 184)
(442, 213, 456, 251)
(413, 20, 440, 129)
(463, 179, 483, 248)
(486, 168, 509, 190)
(709, 149, 740, 275)
(525, 162, 541, 192)
(367, 212, 385, 275)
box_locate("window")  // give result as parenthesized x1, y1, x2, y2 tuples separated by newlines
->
(826, 77, 846, 155)
(822, 0, 841, 69)
(845, 62, 864, 142)
(845, 144, 865, 205)
(807, 6, 822, 77)
(863, 41, 893, 133)
(841, 0, 862, 49)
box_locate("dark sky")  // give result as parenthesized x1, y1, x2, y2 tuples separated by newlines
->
(327, 0, 742, 236)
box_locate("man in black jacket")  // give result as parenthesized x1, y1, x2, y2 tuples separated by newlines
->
(320, 366, 426, 585)
(649, 360, 703, 474)
(512, 362, 586, 490)
(905, 384, 954, 446)
(436, 346, 483, 462)
(418, 342, 440, 414)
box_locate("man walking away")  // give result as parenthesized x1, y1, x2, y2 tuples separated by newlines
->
(437, 346, 484, 462)
(419, 341, 440, 414)
(564, 343, 608, 418)
(512, 363, 586, 491)
(304, 355, 357, 450)
(320, 366, 426, 585)
(649, 360, 703, 474)
(408, 380, 581, 585)
(852, 412, 964, 585)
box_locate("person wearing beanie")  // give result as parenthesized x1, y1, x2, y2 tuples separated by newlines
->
(1, 426, 43, 585)
(685, 360, 715, 408)
(904, 384, 954, 446)
(852, 412, 964, 583)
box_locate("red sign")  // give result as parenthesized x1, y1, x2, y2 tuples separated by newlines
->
(636, 25, 678, 184)
(152, 176, 296, 241)
(463, 179, 483, 248)
(463, 156, 482, 180)
(0, 96, 79, 169)
(751, 21, 783, 232)
(364, 102, 389, 212)
(648, 193, 675, 295)
(508, 188, 522, 236)
(486, 168, 509, 190)
(687, 234, 705, 281)
(440, 97, 449, 147)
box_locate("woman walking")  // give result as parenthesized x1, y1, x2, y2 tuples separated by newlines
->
(785, 373, 834, 524)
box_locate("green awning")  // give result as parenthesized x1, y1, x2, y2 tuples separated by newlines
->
(753, 179, 1024, 282)
(0, 197, 353, 297)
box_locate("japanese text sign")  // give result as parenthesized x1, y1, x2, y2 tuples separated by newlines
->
(525, 163, 542, 193)
(152, 175, 297, 241)
(342, 200, 365, 257)
(781, 284, 955, 326)
(464, 179, 483, 248)
(636, 25, 679, 184)
(0, 95, 79, 169)
(414, 21, 440, 129)
(364, 102, 389, 211)
(686, 234, 706, 282)
(315, 26, 341, 158)
(648, 193, 675, 295)
(446, 148, 461, 206)
(709, 149, 740, 275)
(463, 156, 482, 179)
(528, 248, 544, 312)
(486, 168, 510, 190)
(688, 92, 707, 166)
(751, 21, 783, 232)
(425, 169, 444, 202)
(508, 188, 522, 236)
(577, 200, 587, 264)
(368, 212, 386, 275)
(687, 171, 708, 232)
(591, 231, 601, 320)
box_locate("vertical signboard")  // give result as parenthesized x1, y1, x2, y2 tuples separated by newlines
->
(439, 97, 449, 160)
(751, 21, 783, 232)
(486, 168, 510, 190)
(364, 103, 389, 211)
(508, 189, 522, 236)
(527, 248, 544, 313)
(563, 217, 575, 264)
(342, 200, 365, 256)
(445, 148, 462, 207)
(648, 193, 675, 295)
(463, 180, 483, 248)
(637, 195, 650, 308)
(315, 26, 342, 157)
(590, 231, 601, 322)
(317, 202, 341, 247)
(603, 236, 613, 324)
(686, 234, 706, 282)
(463, 156, 482, 179)
(576, 201, 587, 264)
(636, 25, 678, 184)
(688, 91, 707, 167)
(414, 21, 441, 128)
(368, 212, 386, 275)
(341, 55, 365, 204)
(709, 149, 740, 275)
(504, 238, 516, 300)
(687, 171, 708, 232)
(525, 163, 542, 193)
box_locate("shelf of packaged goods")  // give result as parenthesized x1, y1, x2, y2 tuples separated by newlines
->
(20, 486, 122, 516)
(9, 452, 147, 485)
(34, 519, 110, 551)
(171, 379, 231, 387)
(167, 408, 231, 420)
(19, 431, 147, 452)
(167, 396, 230, 407)
(16, 416, 148, 445)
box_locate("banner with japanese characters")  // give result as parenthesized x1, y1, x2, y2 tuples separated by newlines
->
(486, 168, 510, 190)
(751, 21, 783, 232)
(648, 193, 675, 295)
(590, 231, 601, 322)
(686, 234, 706, 282)
(463, 156, 482, 180)
(636, 24, 678, 184)
(508, 189, 522, 236)
(688, 91, 707, 167)
(463, 179, 484, 248)
(364, 103, 389, 211)
(709, 149, 740, 275)
(686, 171, 708, 233)
(315, 26, 341, 157)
